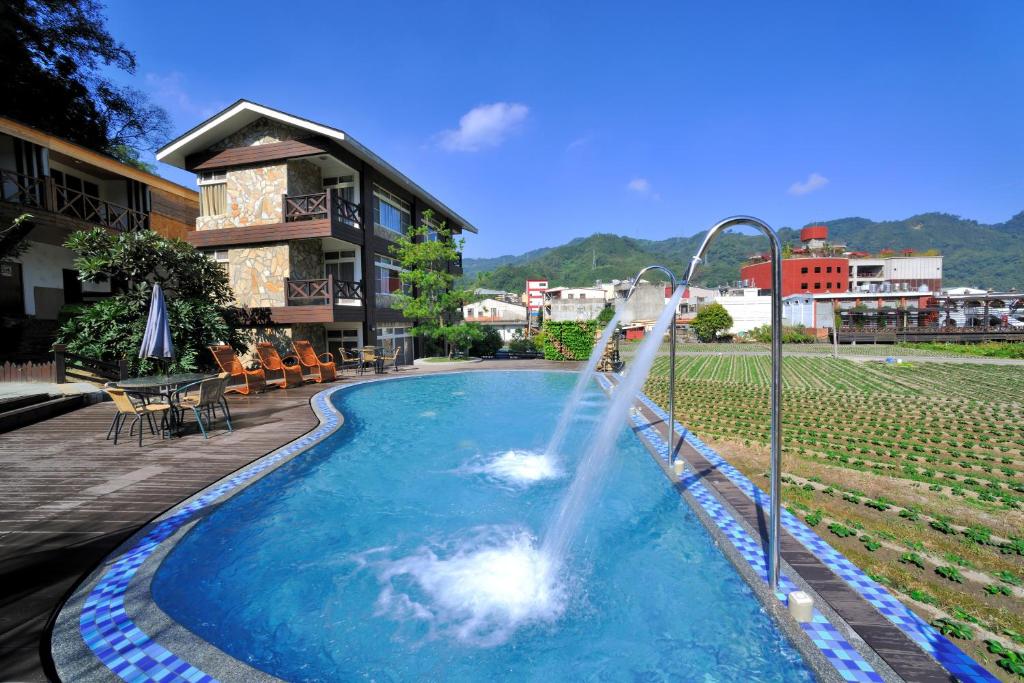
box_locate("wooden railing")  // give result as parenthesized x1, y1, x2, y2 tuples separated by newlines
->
(284, 189, 361, 227)
(331, 191, 360, 227)
(0, 168, 47, 208)
(53, 185, 148, 231)
(52, 344, 128, 383)
(284, 275, 364, 306)
(1, 167, 147, 231)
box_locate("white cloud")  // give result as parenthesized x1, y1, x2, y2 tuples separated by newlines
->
(566, 135, 591, 152)
(626, 177, 659, 199)
(438, 102, 528, 152)
(144, 71, 223, 120)
(787, 172, 830, 196)
(627, 178, 651, 193)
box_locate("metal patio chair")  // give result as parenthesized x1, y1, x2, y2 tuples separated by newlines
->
(105, 387, 172, 446)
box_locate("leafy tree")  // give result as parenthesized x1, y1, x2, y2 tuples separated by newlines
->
(0, 0, 170, 168)
(468, 325, 502, 357)
(596, 305, 615, 326)
(389, 212, 476, 358)
(691, 302, 733, 342)
(57, 228, 241, 374)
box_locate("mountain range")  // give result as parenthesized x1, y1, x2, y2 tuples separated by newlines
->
(464, 211, 1024, 293)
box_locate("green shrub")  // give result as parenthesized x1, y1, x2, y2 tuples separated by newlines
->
(935, 566, 965, 583)
(467, 325, 502, 357)
(932, 618, 974, 640)
(542, 320, 602, 361)
(899, 552, 925, 569)
(747, 323, 816, 344)
(691, 303, 733, 342)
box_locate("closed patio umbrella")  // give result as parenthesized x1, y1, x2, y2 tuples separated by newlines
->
(139, 283, 174, 367)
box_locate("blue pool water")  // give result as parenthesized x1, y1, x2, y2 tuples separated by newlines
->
(152, 371, 812, 681)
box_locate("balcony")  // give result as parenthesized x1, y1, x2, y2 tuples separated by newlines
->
(1, 168, 147, 231)
(284, 189, 360, 229)
(285, 275, 364, 306)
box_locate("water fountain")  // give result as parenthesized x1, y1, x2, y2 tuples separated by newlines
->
(543, 308, 624, 460)
(541, 286, 684, 565)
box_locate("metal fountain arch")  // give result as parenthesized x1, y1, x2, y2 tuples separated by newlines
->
(683, 215, 784, 590)
(624, 265, 679, 458)
(623, 217, 783, 590)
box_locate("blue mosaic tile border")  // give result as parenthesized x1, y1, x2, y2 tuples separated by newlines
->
(77, 386, 346, 683)
(598, 376, 883, 683)
(631, 388, 997, 683)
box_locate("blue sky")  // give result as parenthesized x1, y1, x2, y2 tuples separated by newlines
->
(105, 1, 1023, 257)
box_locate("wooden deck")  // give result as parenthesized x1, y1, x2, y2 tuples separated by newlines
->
(0, 360, 573, 681)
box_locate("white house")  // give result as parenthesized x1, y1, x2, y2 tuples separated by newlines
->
(462, 298, 527, 342)
(715, 287, 771, 334)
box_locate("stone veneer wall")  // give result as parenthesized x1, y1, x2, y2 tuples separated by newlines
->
(196, 118, 312, 231)
(228, 244, 289, 307)
(211, 117, 303, 150)
(288, 239, 323, 282)
(287, 159, 322, 196)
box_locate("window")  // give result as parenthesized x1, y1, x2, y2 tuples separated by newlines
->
(203, 249, 229, 273)
(373, 186, 411, 236)
(836, 266, 842, 273)
(801, 282, 809, 290)
(800, 266, 808, 274)
(826, 266, 832, 273)
(374, 254, 405, 305)
(327, 328, 361, 359)
(814, 266, 821, 274)
(378, 324, 414, 364)
(814, 282, 821, 289)
(423, 213, 441, 242)
(198, 170, 227, 216)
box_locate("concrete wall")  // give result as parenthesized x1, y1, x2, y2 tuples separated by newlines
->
(717, 289, 771, 334)
(548, 299, 608, 321)
(619, 283, 666, 322)
(12, 241, 110, 318)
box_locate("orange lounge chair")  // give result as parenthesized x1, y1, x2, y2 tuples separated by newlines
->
(209, 344, 267, 395)
(292, 340, 337, 383)
(255, 342, 304, 388)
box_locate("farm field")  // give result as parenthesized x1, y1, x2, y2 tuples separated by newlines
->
(641, 354, 1024, 680)
(626, 340, 1024, 360)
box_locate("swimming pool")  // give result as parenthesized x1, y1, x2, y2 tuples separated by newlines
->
(150, 371, 813, 681)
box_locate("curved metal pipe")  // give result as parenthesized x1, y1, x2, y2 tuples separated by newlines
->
(685, 216, 783, 591)
(625, 265, 679, 471)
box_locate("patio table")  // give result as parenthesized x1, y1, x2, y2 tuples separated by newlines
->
(116, 373, 214, 435)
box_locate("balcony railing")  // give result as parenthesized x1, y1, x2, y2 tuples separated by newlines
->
(1, 168, 47, 208)
(1, 168, 146, 231)
(285, 275, 363, 306)
(283, 189, 360, 228)
(375, 291, 397, 308)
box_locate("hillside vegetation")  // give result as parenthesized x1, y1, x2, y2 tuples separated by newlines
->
(466, 211, 1024, 293)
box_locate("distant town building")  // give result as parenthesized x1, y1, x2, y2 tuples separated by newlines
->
(525, 279, 547, 330)
(473, 287, 520, 305)
(715, 288, 772, 334)
(740, 224, 943, 296)
(462, 297, 527, 341)
(544, 286, 608, 321)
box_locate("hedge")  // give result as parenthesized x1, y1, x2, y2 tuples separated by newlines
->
(542, 320, 600, 361)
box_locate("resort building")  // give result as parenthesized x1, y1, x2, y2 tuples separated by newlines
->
(741, 224, 943, 296)
(462, 298, 527, 341)
(0, 116, 198, 356)
(156, 101, 476, 363)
